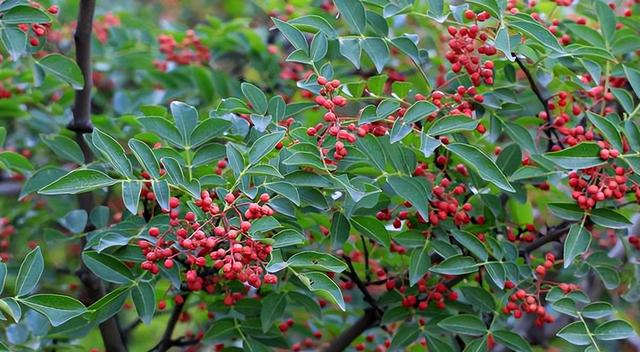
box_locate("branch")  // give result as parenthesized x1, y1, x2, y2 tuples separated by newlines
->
(514, 56, 561, 151)
(522, 221, 572, 255)
(151, 294, 189, 352)
(68, 1, 126, 351)
(322, 308, 380, 352)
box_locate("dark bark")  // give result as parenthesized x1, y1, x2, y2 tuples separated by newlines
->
(152, 294, 189, 352)
(68, 1, 127, 351)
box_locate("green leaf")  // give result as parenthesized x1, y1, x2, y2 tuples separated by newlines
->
(246, 164, 284, 178)
(507, 14, 563, 53)
(334, 0, 367, 34)
(40, 169, 118, 195)
(90, 286, 130, 324)
(495, 25, 514, 61)
(41, 134, 84, 165)
(0, 263, 6, 296)
(590, 208, 631, 229)
(437, 314, 486, 336)
(152, 180, 170, 210)
(190, 118, 231, 148)
(362, 37, 389, 73)
(330, 212, 350, 249)
(339, 37, 362, 69)
(563, 224, 590, 268)
(390, 322, 420, 350)
(128, 139, 161, 178)
(492, 330, 532, 352)
(376, 99, 401, 121)
(548, 203, 584, 221)
(552, 297, 579, 317)
(430, 255, 479, 275)
(272, 18, 309, 53)
(485, 262, 506, 288)
(241, 82, 268, 115)
(0, 127, 5, 147)
(268, 96, 287, 121)
(226, 143, 245, 176)
(131, 282, 155, 325)
(287, 251, 347, 272)
(248, 131, 285, 165)
(612, 88, 634, 114)
(355, 134, 387, 171)
(428, 115, 479, 135)
(298, 271, 345, 311)
(594, 0, 616, 46)
(2, 5, 51, 24)
(35, 54, 84, 89)
(289, 15, 338, 38)
(593, 320, 635, 341)
(557, 321, 591, 345)
(586, 112, 623, 152)
(623, 65, 640, 98)
(15, 246, 44, 297)
(170, 101, 199, 145)
(421, 132, 441, 157)
(403, 101, 437, 124)
(387, 175, 430, 221)
(582, 301, 613, 319)
(272, 229, 305, 248)
(310, 32, 328, 62)
(503, 122, 537, 154)
(265, 181, 300, 206)
(543, 142, 605, 169)
(138, 117, 183, 148)
(408, 243, 430, 286)
(260, 293, 287, 332)
(81, 251, 134, 284)
(1, 26, 27, 61)
(59, 209, 87, 234)
(451, 230, 488, 261)
(122, 181, 142, 215)
(0, 151, 33, 172)
(460, 287, 496, 312)
(350, 216, 390, 248)
(204, 317, 238, 340)
(446, 143, 515, 192)
(20, 294, 86, 327)
(92, 128, 132, 177)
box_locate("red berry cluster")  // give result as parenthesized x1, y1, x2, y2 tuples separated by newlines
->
(534, 252, 556, 277)
(155, 30, 210, 71)
(502, 288, 555, 326)
(0, 217, 15, 262)
(506, 224, 538, 243)
(568, 165, 629, 210)
(138, 192, 278, 292)
(92, 12, 121, 44)
(429, 177, 472, 226)
(445, 15, 496, 87)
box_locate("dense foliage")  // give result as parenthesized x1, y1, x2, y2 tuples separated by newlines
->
(0, 0, 639, 351)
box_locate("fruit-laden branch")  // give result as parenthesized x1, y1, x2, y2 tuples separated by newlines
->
(68, 1, 126, 351)
(325, 221, 572, 352)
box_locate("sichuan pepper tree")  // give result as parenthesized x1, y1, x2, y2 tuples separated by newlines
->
(1, 0, 640, 351)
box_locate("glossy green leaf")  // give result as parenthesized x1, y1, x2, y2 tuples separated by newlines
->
(437, 314, 486, 336)
(350, 216, 390, 248)
(563, 224, 590, 268)
(35, 54, 84, 89)
(446, 143, 515, 192)
(21, 294, 86, 327)
(15, 246, 44, 297)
